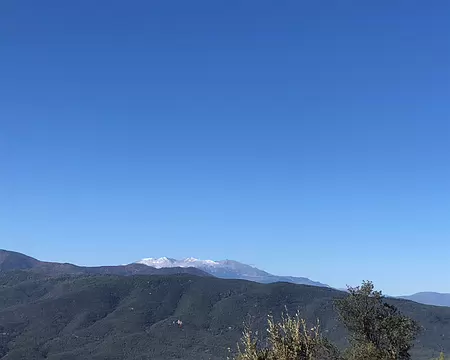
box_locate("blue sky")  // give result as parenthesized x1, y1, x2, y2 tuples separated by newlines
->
(1, 1, 449, 295)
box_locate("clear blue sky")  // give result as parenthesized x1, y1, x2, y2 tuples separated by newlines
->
(1, 1, 449, 295)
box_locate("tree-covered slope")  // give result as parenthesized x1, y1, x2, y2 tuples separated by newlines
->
(0, 272, 449, 360)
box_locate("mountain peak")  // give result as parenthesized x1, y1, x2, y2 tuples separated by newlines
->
(136, 256, 329, 288)
(0, 249, 40, 271)
(137, 257, 220, 269)
(137, 257, 178, 268)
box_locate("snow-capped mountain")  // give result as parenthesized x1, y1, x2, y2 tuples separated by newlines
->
(137, 257, 329, 287)
(138, 257, 219, 269)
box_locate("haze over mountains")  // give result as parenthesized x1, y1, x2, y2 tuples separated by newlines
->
(137, 257, 328, 287)
(399, 292, 450, 308)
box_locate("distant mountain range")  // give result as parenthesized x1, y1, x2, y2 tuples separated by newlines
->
(337, 286, 450, 308)
(399, 292, 450, 307)
(0, 249, 211, 278)
(136, 257, 450, 308)
(2, 249, 449, 308)
(137, 257, 329, 287)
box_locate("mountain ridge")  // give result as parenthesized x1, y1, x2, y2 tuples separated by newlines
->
(399, 292, 450, 307)
(137, 256, 329, 288)
(3, 250, 449, 308)
(0, 249, 211, 278)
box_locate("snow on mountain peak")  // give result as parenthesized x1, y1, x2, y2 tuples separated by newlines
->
(136, 257, 220, 269)
(136, 256, 329, 288)
(137, 257, 177, 268)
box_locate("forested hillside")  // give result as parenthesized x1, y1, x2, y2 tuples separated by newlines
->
(0, 271, 449, 360)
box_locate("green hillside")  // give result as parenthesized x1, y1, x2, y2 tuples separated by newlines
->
(0, 271, 449, 360)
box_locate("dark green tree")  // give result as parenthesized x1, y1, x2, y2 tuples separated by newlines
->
(335, 281, 421, 360)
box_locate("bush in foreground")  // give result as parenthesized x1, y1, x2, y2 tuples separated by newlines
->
(235, 281, 421, 360)
(235, 311, 339, 360)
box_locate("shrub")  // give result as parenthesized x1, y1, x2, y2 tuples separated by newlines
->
(235, 281, 421, 360)
(235, 311, 340, 360)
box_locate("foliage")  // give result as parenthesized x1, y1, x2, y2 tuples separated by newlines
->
(335, 281, 421, 360)
(236, 281, 428, 360)
(342, 341, 384, 360)
(236, 311, 339, 360)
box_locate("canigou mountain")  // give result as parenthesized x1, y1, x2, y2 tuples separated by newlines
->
(137, 257, 329, 287)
